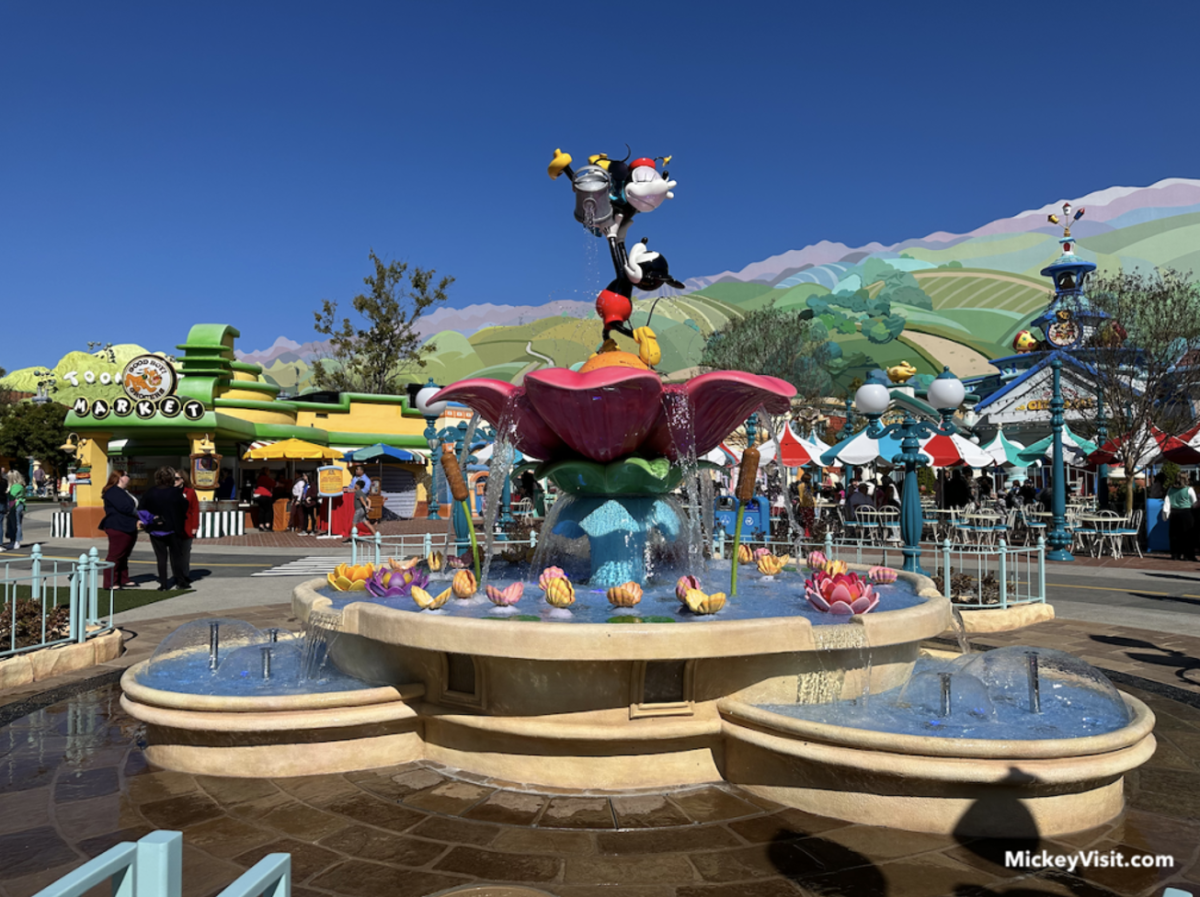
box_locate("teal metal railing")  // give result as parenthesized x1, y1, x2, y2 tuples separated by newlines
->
(350, 530, 537, 568)
(1, 545, 115, 659)
(34, 831, 290, 897)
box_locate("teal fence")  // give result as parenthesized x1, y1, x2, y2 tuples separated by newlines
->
(34, 831, 290, 897)
(715, 533, 1047, 610)
(350, 530, 538, 567)
(1, 545, 115, 659)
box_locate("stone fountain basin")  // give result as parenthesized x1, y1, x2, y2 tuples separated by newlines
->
(718, 693, 1156, 837)
(282, 570, 953, 789)
(119, 665, 425, 777)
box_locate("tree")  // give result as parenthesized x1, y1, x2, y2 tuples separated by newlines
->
(0, 402, 74, 476)
(699, 308, 832, 415)
(312, 250, 454, 395)
(1080, 267, 1200, 512)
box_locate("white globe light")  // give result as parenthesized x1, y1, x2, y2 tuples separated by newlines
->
(415, 385, 447, 418)
(855, 382, 891, 416)
(927, 369, 965, 412)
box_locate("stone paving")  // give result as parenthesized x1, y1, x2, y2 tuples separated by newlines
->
(1, 604, 1200, 897)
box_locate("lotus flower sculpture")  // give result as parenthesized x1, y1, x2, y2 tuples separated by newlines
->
(607, 581, 643, 607)
(804, 570, 879, 615)
(682, 588, 726, 615)
(412, 586, 452, 611)
(806, 550, 827, 570)
(756, 554, 791, 577)
(327, 563, 374, 591)
(544, 577, 576, 608)
(822, 559, 849, 577)
(538, 567, 568, 591)
(452, 570, 477, 599)
(386, 556, 420, 573)
(486, 582, 524, 607)
(365, 566, 429, 599)
(430, 369, 793, 465)
(675, 575, 701, 603)
(869, 566, 898, 585)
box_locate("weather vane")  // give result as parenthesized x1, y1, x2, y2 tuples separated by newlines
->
(1047, 201, 1085, 239)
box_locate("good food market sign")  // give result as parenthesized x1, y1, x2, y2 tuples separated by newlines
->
(70, 355, 204, 422)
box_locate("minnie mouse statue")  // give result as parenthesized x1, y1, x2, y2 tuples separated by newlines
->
(549, 147, 682, 368)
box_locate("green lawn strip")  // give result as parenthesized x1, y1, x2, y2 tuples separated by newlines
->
(10, 584, 194, 614)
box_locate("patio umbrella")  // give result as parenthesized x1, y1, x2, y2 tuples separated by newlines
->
(776, 424, 821, 467)
(980, 429, 1027, 467)
(807, 428, 832, 460)
(1017, 425, 1098, 468)
(918, 433, 993, 468)
(243, 438, 344, 461)
(820, 429, 930, 468)
(1086, 425, 1169, 471)
(343, 444, 426, 464)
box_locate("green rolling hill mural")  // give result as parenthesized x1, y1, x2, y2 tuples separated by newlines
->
(5, 179, 1198, 402)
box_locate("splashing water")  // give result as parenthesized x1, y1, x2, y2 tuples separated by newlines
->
(300, 610, 342, 682)
(480, 400, 519, 591)
(660, 389, 705, 573)
(949, 607, 973, 655)
(796, 624, 868, 705)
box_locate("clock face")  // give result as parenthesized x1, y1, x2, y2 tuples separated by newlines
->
(1046, 319, 1081, 347)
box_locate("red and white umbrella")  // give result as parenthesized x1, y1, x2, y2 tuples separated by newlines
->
(918, 432, 993, 468)
(776, 424, 822, 467)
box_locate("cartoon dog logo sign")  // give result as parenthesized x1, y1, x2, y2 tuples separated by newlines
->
(121, 355, 178, 404)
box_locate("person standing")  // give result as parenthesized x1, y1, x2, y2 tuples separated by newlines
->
(345, 478, 377, 540)
(99, 470, 139, 589)
(140, 467, 190, 590)
(4, 471, 27, 550)
(1165, 473, 1197, 562)
(295, 472, 318, 535)
(253, 469, 276, 531)
(176, 470, 200, 586)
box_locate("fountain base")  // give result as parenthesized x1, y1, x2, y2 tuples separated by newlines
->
(718, 696, 1155, 837)
(119, 670, 425, 778)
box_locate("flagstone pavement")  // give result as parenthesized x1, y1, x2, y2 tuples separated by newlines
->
(1, 604, 1199, 897)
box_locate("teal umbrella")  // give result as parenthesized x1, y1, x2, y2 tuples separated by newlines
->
(1018, 425, 1098, 467)
(980, 428, 1026, 467)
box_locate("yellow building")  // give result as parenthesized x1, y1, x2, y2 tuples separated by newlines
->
(63, 324, 436, 535)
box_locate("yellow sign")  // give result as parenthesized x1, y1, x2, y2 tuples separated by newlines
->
(1017, 398, 1095, 412)
(191, 454, 221, 490)
(317, 465, 345, 497)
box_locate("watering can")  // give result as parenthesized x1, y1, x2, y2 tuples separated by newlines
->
(572, 164, 613, 230)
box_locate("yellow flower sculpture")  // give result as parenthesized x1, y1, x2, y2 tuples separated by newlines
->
(755, 554, 791, 576)
(412, 586, 452, 611)
(683, 588, 726, 615)
(327, 563, 374, 591)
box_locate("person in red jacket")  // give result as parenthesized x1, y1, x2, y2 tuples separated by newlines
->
(176, 469, 200, 588)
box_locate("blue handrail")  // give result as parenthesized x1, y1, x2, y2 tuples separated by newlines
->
(33, 831, 290, 897)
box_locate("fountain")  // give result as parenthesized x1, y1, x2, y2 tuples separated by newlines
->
(120, 147, 1155, 837)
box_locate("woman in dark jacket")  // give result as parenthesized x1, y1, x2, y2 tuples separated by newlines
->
(99, 469, 139, 589)
(140, 466, 191, 590)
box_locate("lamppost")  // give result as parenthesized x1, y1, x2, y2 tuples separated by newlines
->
(414, 379, 448, 520)
(854, 367, 966, 575)
(1095, 390, 1108, 511)
(1046, 356, 1074, 561)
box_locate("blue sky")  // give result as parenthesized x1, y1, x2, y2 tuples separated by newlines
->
(3, 1, 1198, 371)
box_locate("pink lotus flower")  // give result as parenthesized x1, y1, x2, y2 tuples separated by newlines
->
(675, 575, 702, 603)
(485, 582, 524, 606)
(869, 566, 898, 585)
(804, 570, 879, 615)
(806, 550, 827, 570)
(431, 369, 794, 463)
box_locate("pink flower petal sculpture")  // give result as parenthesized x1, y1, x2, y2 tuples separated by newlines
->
(431, 369, 794, 463)
(804, 570, 879, 615)
(486, 582, 524, 607)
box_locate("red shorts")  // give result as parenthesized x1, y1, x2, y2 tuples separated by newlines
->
(596, 289, 632, 328)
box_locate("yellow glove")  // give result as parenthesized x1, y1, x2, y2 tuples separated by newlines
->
(633, 326, 661, 367)
(548, 149, 572, 180)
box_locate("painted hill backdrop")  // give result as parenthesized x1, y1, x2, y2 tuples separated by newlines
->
(6, 178, 1198, 403)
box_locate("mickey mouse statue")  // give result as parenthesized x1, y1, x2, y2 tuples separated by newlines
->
(549, 147, 681, 368)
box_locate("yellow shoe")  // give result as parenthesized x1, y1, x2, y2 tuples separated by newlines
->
(633, 327, 661, 367)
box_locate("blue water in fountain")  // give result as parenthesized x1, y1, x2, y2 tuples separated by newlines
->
(319, 560, 924, 625)
(757, 649, 1132, 739)
(135, 618, 379, 697)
